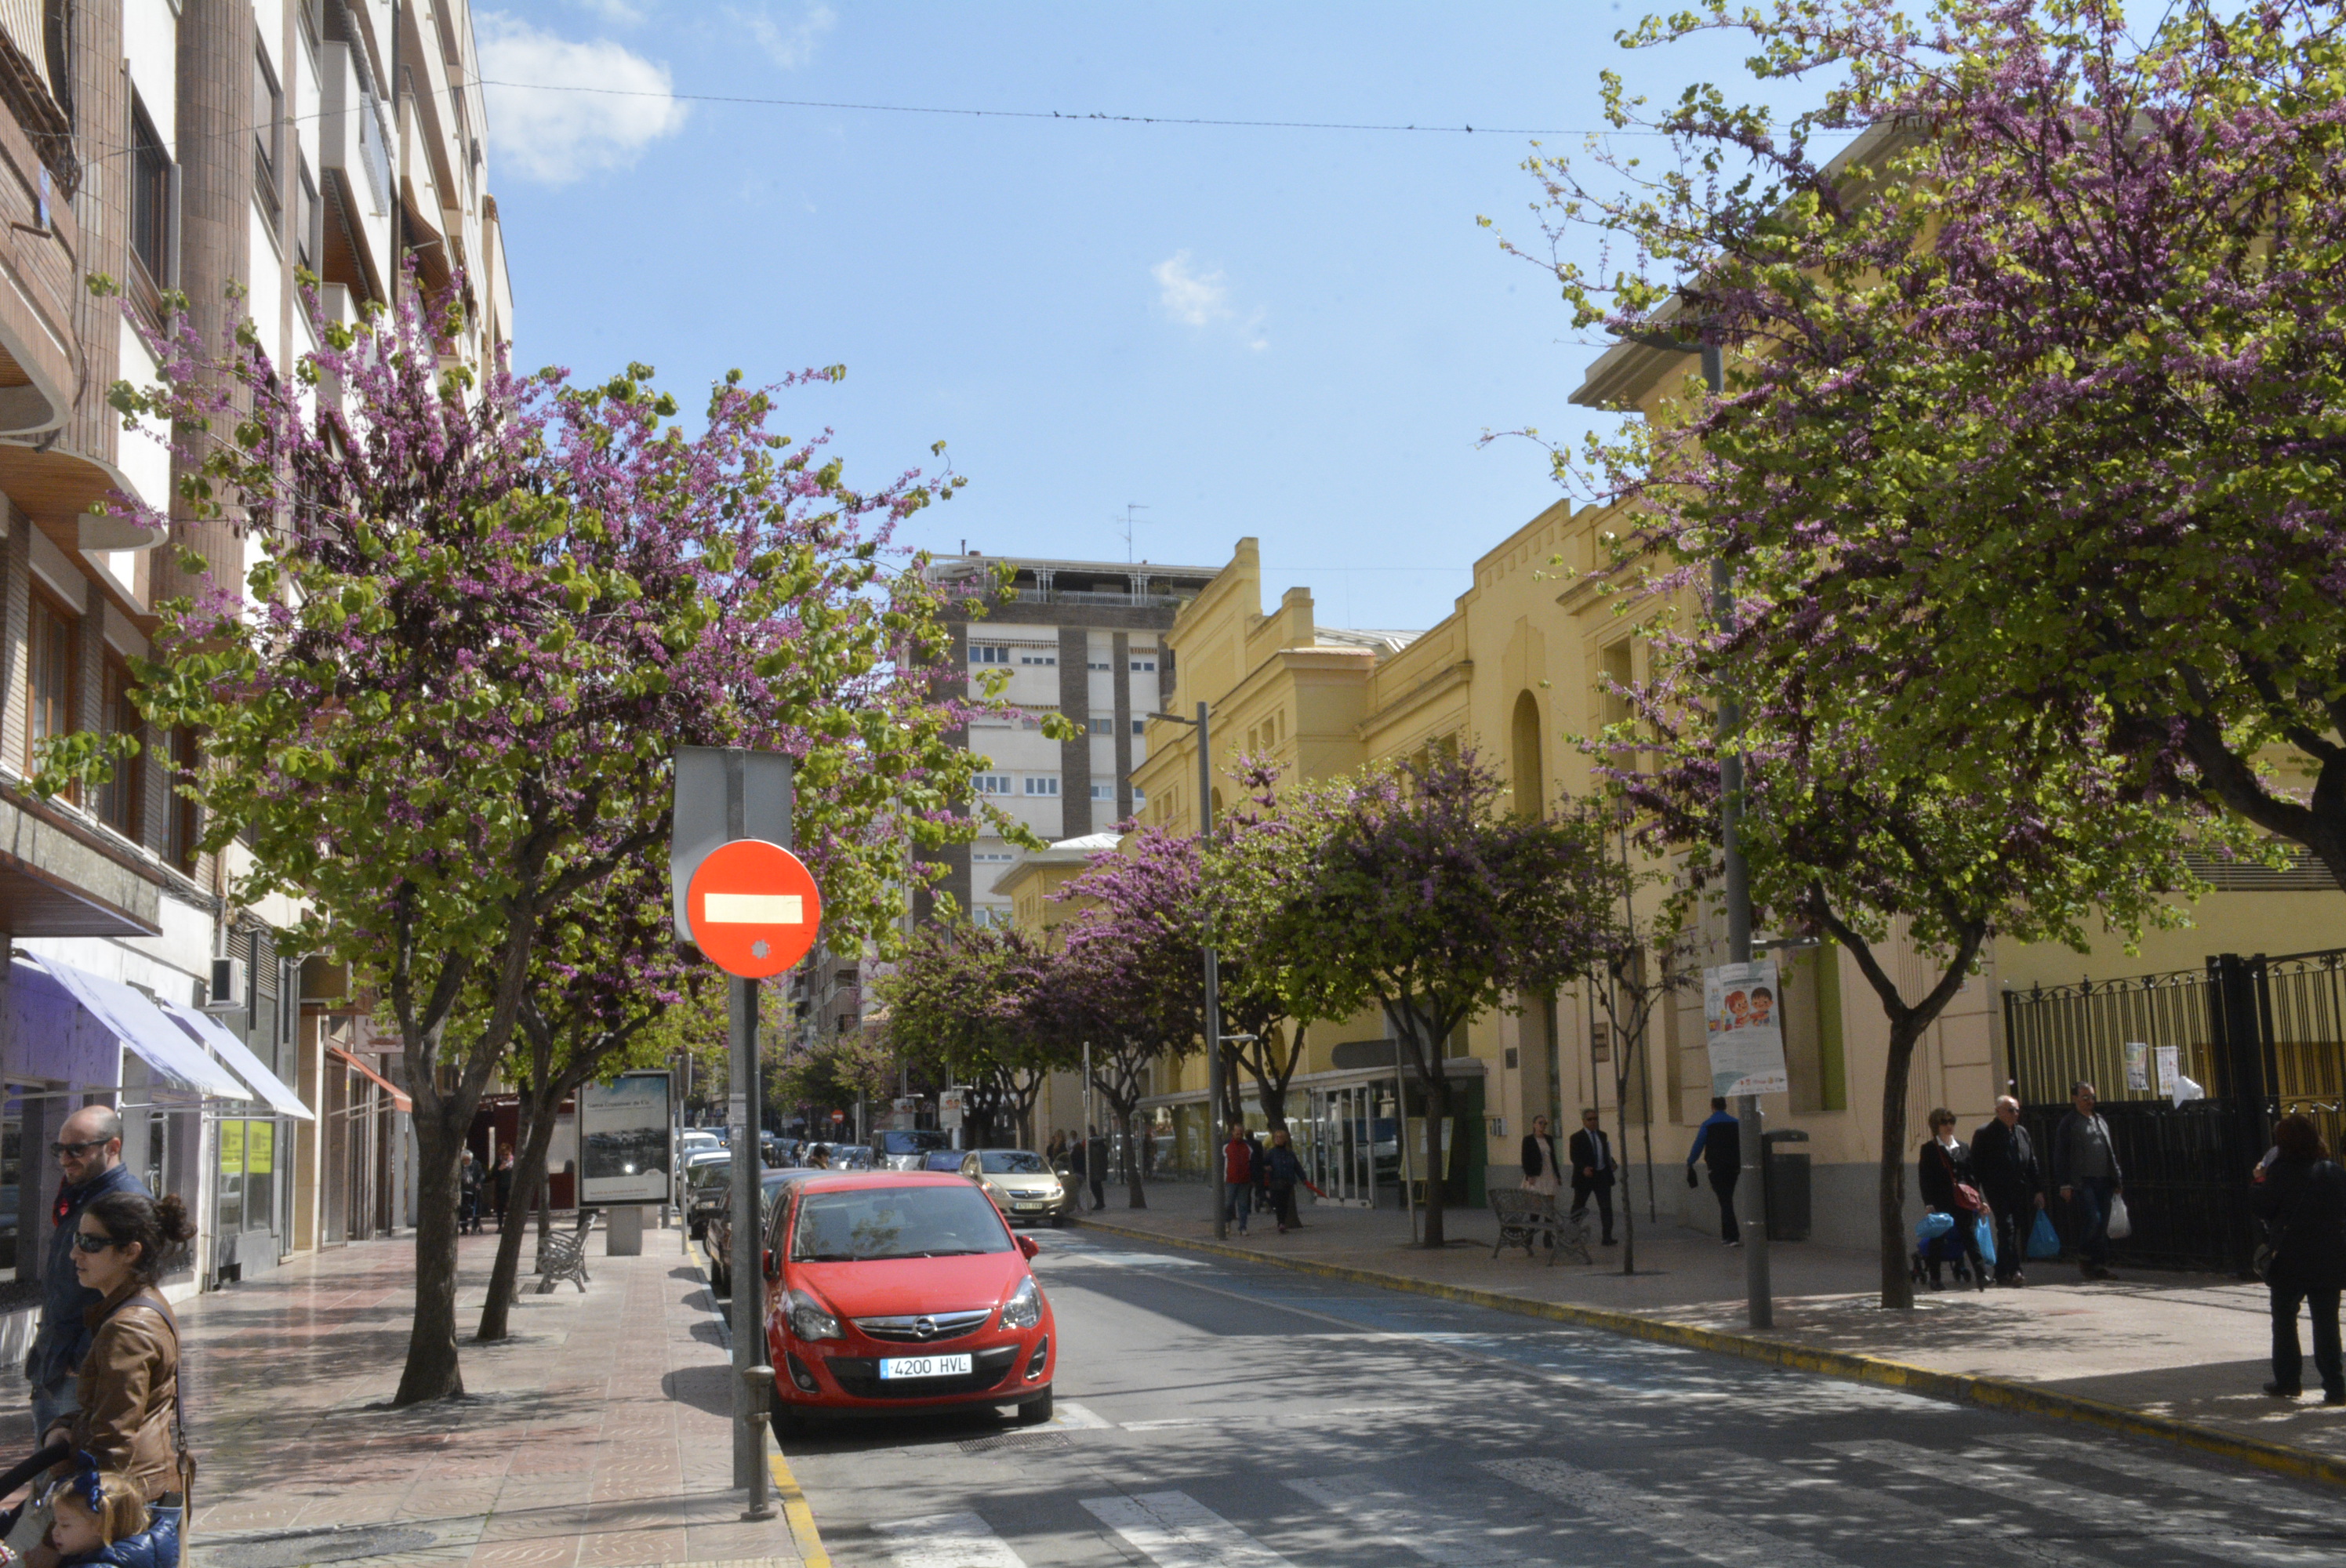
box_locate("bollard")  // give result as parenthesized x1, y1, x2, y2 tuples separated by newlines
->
(739, 1364, 776, 1521)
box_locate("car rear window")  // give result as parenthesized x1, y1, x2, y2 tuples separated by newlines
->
(790, 1185, 1014, 1261)
(979, 1151, 1048, 1174)
(876, 1130, 950, 1156)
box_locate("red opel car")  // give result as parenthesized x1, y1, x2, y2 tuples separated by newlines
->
(761, 1171, 1056, 1435)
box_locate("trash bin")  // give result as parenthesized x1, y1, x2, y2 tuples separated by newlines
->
(1763, 1129, 1810, 1242)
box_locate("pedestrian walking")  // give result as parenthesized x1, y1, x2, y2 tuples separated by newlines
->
(1520, 1116, 1562, 1198)
(1067, 1131, 1088, 1203)
(458, 1149, 485, 1234)
(1084, 1127, 1108, 1210)
(1970, 1096, 2044, 1286)
(1918, 1108, 1988, 1292)
(1046, 1130, 1068, 1165)
(1567, 1109, 1618, 1246)
(25, 1108, 148, 1441)
(1222, 1124, 1255, 1235)
(2053, 1082, 2124, 1279)
(17, 1189, 197, 1568)
(2250, 1112, 2346, 1404)
(1685, 1097, 1742, 1245)
(1264, 1129, 1306, 1232)
(493, 1150, 517, 1232)
(1247, 1132, 1269, 1218)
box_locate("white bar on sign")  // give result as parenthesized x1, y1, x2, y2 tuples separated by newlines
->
(701, 892, 804, 924)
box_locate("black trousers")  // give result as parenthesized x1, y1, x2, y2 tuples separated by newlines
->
(2271, 1283, 2345, 1396)
(1269, 1184, 1298, 1229)
(1985, 1195, 2030, 1279)
(1709, 1167, 1739, 1242)
(1090, 1178, 1105, 1210)
(1571, 1178, 1614, 1240)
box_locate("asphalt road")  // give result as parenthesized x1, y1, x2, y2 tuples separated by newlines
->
(781, 1225, 2346, 1568)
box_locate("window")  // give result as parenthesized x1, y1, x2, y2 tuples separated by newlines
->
(26, 592, 75, 781)
(1600, 641, 1636, 728)
(837, 1013, 859, 1035)
(166, 728, 201, 872)
(970, 644, 1010, 666)
(1131, 720, 1146, 736)
(835, 969, 858, 989)
(1131, 658, 1157, 672)
(1131, 787, 1146, 808)
(129, 96, 172, 291)
(1088, 660, 1110, 671)
(1024, 777, 1059, 797)
(970, 905, 1008, 929)
(294, 158, 318, 273)
(1091, 783, 1113, 800)
(971, 850, 1015, 863)
(98, 658, 143, 840)
(252, 49, 283, 231)
(1020, 652, 1055, 666)
(971, 773, 1011, 794)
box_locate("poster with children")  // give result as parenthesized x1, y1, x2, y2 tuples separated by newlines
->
(1704, 958, 1789, 1098)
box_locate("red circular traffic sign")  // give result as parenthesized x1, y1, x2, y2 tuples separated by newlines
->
(685, 839, 823, 979)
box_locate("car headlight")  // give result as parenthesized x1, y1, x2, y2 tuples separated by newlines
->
(999, 1275, 1042, 1331)
(785, 1289, 842, 1342)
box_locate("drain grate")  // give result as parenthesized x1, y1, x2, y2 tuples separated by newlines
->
(199, 1524, 441, 1566)
(957, 1430, 1070, 1456)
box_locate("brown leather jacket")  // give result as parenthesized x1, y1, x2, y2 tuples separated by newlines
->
(67, 1282, 180, 1502)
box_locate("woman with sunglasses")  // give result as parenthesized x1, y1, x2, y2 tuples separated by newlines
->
(20, 1191, 194, 1568)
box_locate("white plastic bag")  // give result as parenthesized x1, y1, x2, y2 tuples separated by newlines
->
(2104, 1192, 2133, 1241)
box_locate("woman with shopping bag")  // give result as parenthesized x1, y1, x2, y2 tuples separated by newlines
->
(2249, 1113, 2346, 1404)
(1918, 1109, 1988, 1292)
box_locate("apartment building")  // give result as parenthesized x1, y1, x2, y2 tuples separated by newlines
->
(0, 0, 510, 1356)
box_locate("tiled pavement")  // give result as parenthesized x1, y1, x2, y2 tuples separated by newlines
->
(0, 1225, 808, 1568)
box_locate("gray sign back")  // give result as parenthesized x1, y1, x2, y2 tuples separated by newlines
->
(670, 746, 795, 943)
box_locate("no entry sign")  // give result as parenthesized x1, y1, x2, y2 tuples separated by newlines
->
(685, 838, 823, 979)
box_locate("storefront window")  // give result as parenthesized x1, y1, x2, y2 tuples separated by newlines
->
(247, 1120, 276, 1236)
(217, 1120, 244, 1233)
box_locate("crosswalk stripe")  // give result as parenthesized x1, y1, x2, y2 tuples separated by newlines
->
(1988, 1433, 2346, 1530)
(1081, 1490, 1300, 1568)
(1680, 1447, 2127, 1568)
(871, 1510, 1030, 1568)
(1827, 1439, 2338, 1567)
(1285, 1474, 1547, 1565)
(1484, 1455, 1858, 1568)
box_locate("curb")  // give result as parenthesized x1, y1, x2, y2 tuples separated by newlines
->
(687, 1238, 836, 1566)
(1068, 1214, 2346, 1490)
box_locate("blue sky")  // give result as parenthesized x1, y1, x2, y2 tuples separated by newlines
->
(478, 2, 1825, 632)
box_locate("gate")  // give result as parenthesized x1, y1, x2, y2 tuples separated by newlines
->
(2003, 949, 2346, 1275)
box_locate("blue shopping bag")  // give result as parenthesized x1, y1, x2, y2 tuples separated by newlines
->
(1916, 1211, 1956, 1243)
(1974, 1214, 1996, 1269)
(2026, 1207, 2061, 1261)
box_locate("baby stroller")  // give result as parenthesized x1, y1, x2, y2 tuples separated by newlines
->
(1909, 1210, 1976, 1289)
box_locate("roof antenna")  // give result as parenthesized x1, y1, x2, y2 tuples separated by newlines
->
(1118, 503, 1149, 563)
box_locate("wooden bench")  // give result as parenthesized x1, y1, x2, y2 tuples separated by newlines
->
(1490, 1189, 1592, 1266)
(535, 1210, 598, 1294)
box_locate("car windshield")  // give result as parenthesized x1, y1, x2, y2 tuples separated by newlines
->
(924, 1152, 965, 1172)
(688, 1163, 731, 1189)
(876, 1130, 950, 1156)
(791, 1185, 1014, 1261)
(979, 1151, 1049, 1174)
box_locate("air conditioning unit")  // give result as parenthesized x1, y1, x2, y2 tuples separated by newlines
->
(202, 956, 247, 1014)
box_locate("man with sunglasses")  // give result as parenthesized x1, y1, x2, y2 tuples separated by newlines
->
(25, 1105, 147, 1437)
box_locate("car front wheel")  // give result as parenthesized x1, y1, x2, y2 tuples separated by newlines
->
(1015, 1389, 1053, 1425)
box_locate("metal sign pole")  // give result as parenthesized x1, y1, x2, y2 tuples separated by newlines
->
(727, 974, 767, 1507)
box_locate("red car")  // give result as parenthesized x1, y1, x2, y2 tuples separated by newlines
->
(760, 1171, 1056, 1435)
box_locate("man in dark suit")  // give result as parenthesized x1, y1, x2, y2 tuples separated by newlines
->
(1972, 1094, 2045, 1285)
(1568, 1108, 1618, 1245)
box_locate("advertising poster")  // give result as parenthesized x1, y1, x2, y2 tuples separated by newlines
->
(579, 1072, 673, 1204)
(1703, 958, 1789, 1098)
(2123, 1041, 2150, 1093)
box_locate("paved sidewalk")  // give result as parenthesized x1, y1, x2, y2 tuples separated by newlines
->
(0, 1225, 808, 1568)
(1077, 1187, 2346, 1464)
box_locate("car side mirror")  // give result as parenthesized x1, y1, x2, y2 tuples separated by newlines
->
(762, 1248, 781, 1283)
(1017, 1236, 1040, 1260)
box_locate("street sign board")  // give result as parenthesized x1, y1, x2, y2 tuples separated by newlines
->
(685, 839, 823, 978)
(1702, 958, 1789, 1098)
(579, 1071, 672, 1203)
(670, 747, 794, 944)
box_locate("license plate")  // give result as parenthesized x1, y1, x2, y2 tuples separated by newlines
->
(880, 1353, 971, 1381)
(1014, 1202, 1044, 1211)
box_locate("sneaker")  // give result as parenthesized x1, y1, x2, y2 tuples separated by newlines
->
(1724, 1238, 1741, 1247)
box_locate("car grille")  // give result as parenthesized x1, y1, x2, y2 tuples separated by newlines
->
(851, 1308, 993, 1343)
(827, 1345, 1020, 1399)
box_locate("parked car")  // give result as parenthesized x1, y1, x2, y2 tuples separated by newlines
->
(958, 1149, 1069, 1227)
(805, 1142, 874, 1171)
(684, 1156, 735, 1239)
(922, 1151, 966, 1173)
(706, 1168, 815, 1297)
(761, 1171, 1055, 1434)
(872, 1127, 953, 1171)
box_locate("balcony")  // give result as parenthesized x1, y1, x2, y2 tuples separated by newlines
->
(316, 43, 392, 299)
(1010, 588, 1186, 608)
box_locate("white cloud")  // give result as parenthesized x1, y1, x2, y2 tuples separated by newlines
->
(570, 0, 646, 23)
(478, 13, 688, 186)
(735, 3, 836, 70)
(1153, 252, 1268, 350)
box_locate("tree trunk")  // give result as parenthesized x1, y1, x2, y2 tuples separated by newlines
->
(1420, 1072, 1449, 1248)
(395, 1110, 467, 1403)
(476, 1077, 565, 1341)
(1878, 1019, 1922, 1310)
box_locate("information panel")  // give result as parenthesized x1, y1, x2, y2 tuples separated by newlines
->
(1703, 959, 1789, 1098)
(579, 1071, 674, 1204)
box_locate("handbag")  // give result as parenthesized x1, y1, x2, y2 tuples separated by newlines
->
(2104, 1192, 2133, 1240)
(2026, 1208, 2061, 1260)
(1953, 1181, 1987, 1215)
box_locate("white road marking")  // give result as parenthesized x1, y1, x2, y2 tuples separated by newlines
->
(1990, 1433, 2346, 1530)
(1828, 1439, 2338, 1566)
(1124, 1406, 1394, 1432)
(1285, 1473, 1550, 1565)
(1044, 1399, 1112, 1431)
(871, 1510, 1029, 1568)
(1082, 1490, 1300, 1567)
(1485, 1455, 1858, 1568)
(1680, 1447, 2126, 1568)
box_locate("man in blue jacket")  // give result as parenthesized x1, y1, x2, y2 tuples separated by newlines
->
(25, 1105, 149, 1434)
(1686, 1097, 1742, 1246)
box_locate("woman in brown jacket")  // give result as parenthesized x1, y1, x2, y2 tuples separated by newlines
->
(37, 1191, 194, 1534)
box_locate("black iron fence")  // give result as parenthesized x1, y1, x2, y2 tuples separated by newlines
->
(2003, 949, 2346, 1275)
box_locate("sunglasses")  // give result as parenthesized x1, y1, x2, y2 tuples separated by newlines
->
(49, 1139, 107, 1158)
(71, 1231, 122, 1254)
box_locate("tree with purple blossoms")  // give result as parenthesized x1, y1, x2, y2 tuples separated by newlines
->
(879, 919, 1073, 1149)
(87, 287, 986, 1402)
(1247, 751, 1629, 1247)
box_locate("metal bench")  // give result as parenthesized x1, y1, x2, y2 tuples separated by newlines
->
(1490, 1189, 1592, 1266)
(535, 1210, 599, 1294)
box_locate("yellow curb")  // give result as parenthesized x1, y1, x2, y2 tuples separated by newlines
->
(1070, 1214, 2346, 1490)
(768, 1448, 831, 1568)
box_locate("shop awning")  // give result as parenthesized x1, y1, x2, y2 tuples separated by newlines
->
(328, 1044, 412, 1113)
(162, 1003, 314, 1122)
(14, 953, 252, 1102)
